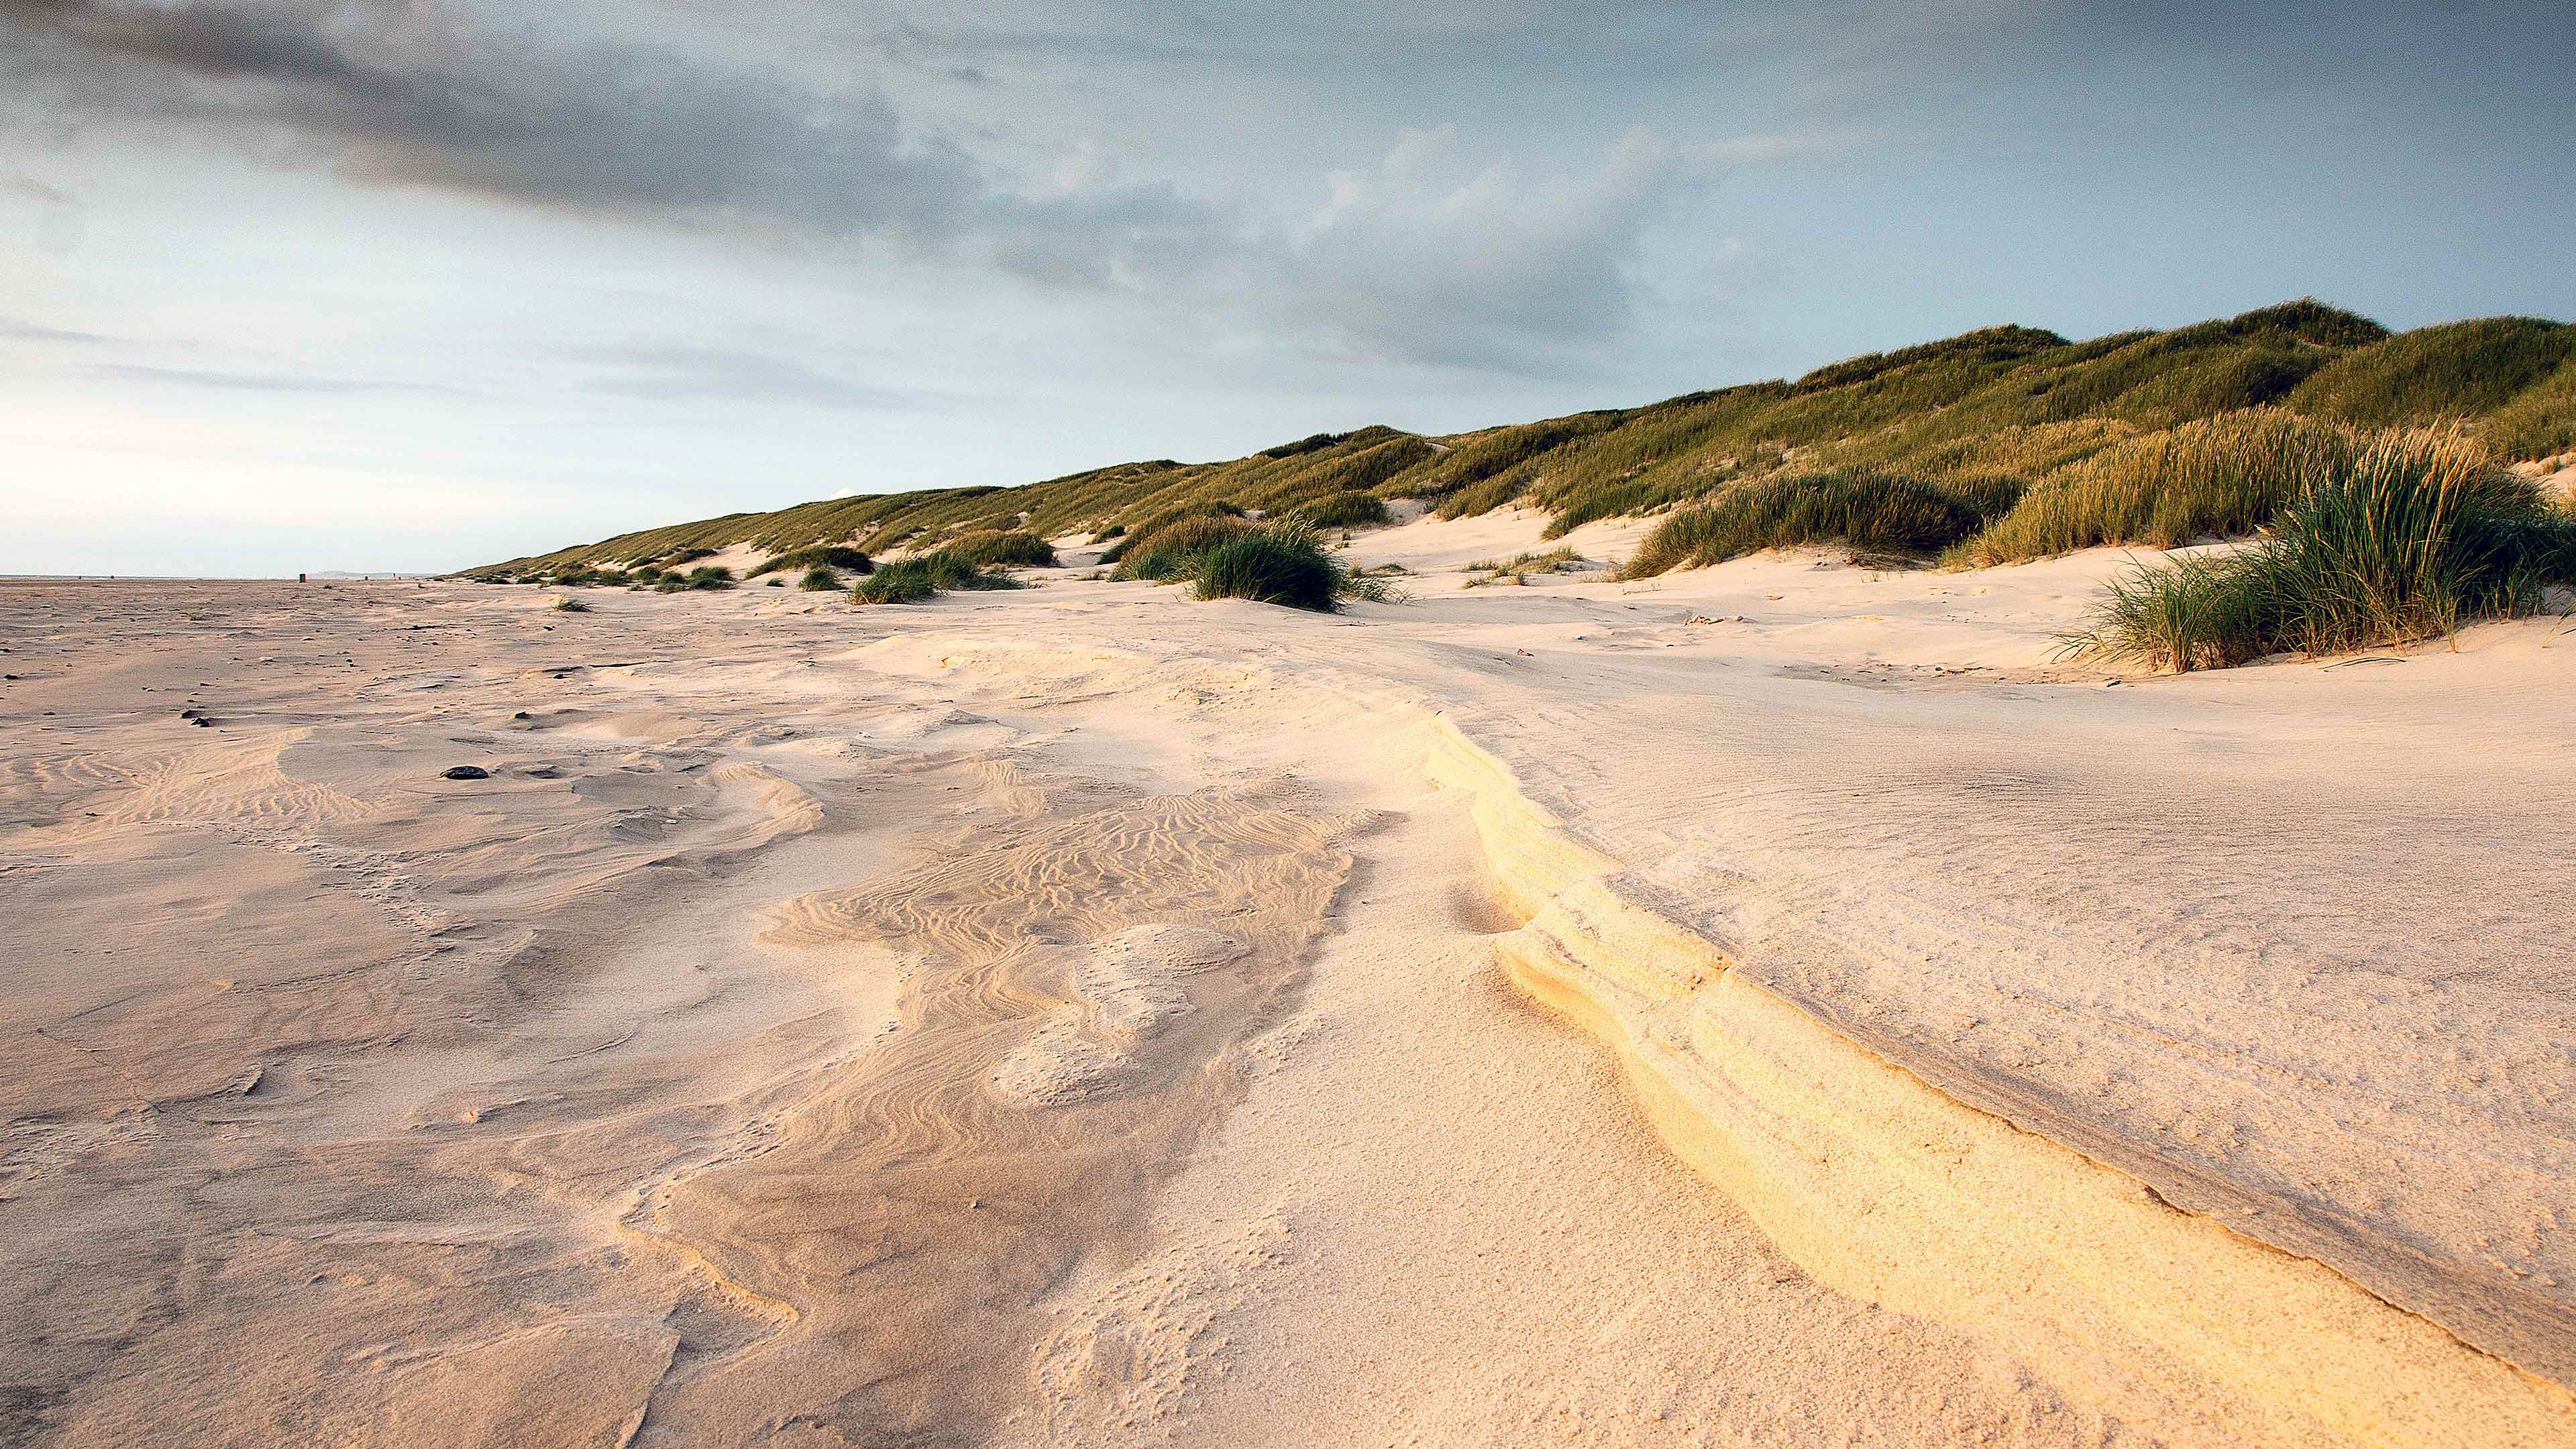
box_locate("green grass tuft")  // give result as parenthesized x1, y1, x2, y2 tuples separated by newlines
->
(1622, 471, 2017, 578)
(941, 529, 1058, 568)
(798, 566, 842, 591)
(2289, 317, 2576, 429)
(1190, 518, 1392, 610)
(2482, 360, 2576, 462)
(850, 549, 1027, 604)
(1461, 546, 1595, 586)
(2072, 427, 2576, 670)
(1108, 515, 1258, 580)
(1949, 410, 2364, 567)
(751, 545, 873, 577)
(1293, 492, 1392, 529)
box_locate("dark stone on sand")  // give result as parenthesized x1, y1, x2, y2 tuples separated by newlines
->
(441, 765, 491, 780)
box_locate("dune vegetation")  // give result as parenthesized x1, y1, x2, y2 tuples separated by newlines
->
(850, 549, 1026, 605)
(1462, 546, 1595, 586)
(467, 301, 2573, 588)
(1102, 513, 1387, 609)
(1943, 410, 2364, 568)
(1622, 471, 2023, 577)
(1189, 519, 1396, 611)
(1107, 514, 1259, 581)
(751, 545, 873, 577)
(2072, 427, 2576, 671)
(940, 529, 1059, 568)
(462, 298, 2575, 658)
(1292, 491, 1393, 530)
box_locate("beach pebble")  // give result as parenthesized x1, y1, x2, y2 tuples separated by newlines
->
(441, 765, 491, 780)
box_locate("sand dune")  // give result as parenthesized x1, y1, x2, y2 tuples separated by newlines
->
(3, 521, 2572, 1446)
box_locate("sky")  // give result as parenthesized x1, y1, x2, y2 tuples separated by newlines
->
(5, 1, 2573, 576)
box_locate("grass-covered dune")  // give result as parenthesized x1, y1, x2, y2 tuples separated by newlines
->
(464, 300, 2576, 581)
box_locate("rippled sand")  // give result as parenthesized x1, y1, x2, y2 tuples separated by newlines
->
(3, 521, 2571, 1446)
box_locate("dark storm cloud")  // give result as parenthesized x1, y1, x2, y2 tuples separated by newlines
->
(2, 0, 1014, 240)
(3, 0, 384, 86)
(0, 0, 1851, 373)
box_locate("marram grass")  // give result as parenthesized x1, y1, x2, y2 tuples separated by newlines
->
(466, 300, 2576, 583)
(1949, 409, 2365, 568)
(851, 550, 1026, 604)
(940, 529, 1057, 568)
(1621, 470, 2021, 578)
(2070, 427, 2576, 671)
(1189, 518, 1396, 611)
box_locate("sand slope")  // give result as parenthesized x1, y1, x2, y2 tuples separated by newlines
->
(3, 525, 2572, 1445)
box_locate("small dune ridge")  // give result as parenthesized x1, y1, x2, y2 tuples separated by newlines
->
(1424, 717, 2576, 1449)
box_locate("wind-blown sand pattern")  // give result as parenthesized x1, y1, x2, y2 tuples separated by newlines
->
(4, 511, 2574, 1446)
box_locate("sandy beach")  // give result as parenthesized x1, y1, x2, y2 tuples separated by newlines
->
(5, 508, 2574, 1448)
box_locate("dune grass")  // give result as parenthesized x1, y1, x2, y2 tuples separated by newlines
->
(2482, 361, 2576, 462)
(941, 529, 1057, 568)
(1099, 506, 1246, 566)
(1621, 471, 2021, 578)
(466, 300, 2576, 582)
(2072, 427, 2576, 671)
(850, 550, 1026, 604)
(650, 567, 735, 592)
(1190, 518, 1393, 611)
(551, 595, 590, 611)
(797, 566, 842, 591)
(1108, 515, 1259, 580)
(2288, 317, 2576, 429)
(1293, 492, 1392, 529)
(1947, 410, 2364, 568)
(1462, 546, 1593, 586)
(751, 545, 873, 578)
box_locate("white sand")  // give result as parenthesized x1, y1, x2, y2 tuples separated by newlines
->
(3, 517, 2572, 1446)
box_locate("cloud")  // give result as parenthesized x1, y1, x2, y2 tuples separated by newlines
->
(0, 1, 1845, 376)
(1, 170, 74, 206)
(93, 362, 447, 392)
(576, 345, 922, 409)
(1, 166, 85, 253)
(1, 0, 1208, 261)
(1, 315, 108, 343)
(1277, 124, 1715, 370)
